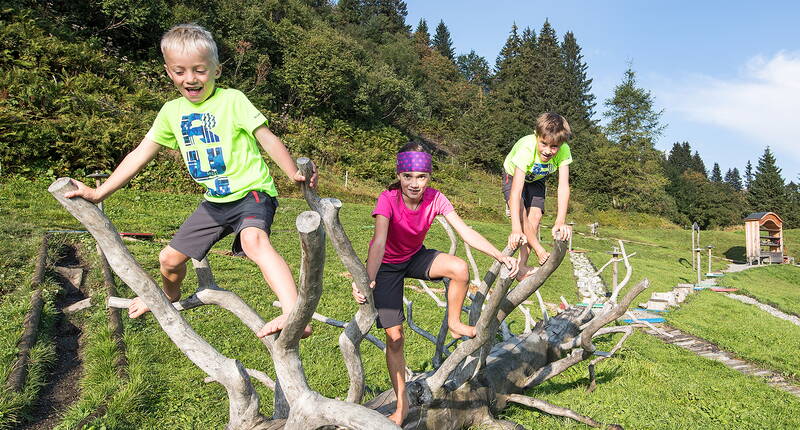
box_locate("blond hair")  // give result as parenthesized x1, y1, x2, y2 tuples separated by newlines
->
(160, 24, 219, 66)
(535, 112, 573, 145)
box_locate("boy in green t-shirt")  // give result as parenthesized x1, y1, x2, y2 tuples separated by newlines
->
(66, 24, 314, 338)
(502, 112, 573, 279)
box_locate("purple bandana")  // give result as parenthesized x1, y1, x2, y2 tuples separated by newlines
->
(396, 151, 432, 173)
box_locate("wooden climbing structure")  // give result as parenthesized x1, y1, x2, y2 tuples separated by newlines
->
(744, 212, 785, 265)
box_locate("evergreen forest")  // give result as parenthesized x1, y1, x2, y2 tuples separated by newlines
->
(1, 0, 797, 228)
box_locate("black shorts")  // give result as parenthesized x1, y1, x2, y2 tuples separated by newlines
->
(502, 173, 546, 212)
(169, 190, 278, 261)
(373, 247, 441, 329)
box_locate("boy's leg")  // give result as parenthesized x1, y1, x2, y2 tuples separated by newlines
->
(128, 245, 190, 318)
(385, 325, 408, 426)
(241, 227, 311, 338)
(525, 206, 549, 265)
(427, 253, 475, 338)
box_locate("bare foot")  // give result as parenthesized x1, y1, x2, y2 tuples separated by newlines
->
(388, 393, 409, 426)
(127, 297, 151, 318)
(256, 314, 313, 338)
(515, 264, 540, 282)
(533, 246, 550, 265)
(448, 322, 477, 339)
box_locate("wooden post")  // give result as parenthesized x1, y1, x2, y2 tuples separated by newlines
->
(694, 247, 703, 284)
(344, 171, 348, 188)
(607, 247, 622, 292)
(706, 245, 714, 274)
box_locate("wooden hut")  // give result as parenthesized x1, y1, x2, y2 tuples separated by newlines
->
(744, 212, 784, 264)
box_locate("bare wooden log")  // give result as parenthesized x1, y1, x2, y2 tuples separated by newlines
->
(49, 178, 267, 429)
(6, 289, 44, 392)
(206, 368, 276, 391)
(98, 250, 128, 377)
(296, 158, 375, 404)
(580, 279, 649, 354)
(468, 245, 516, 325)
(503, 394, 619, 429)
(587, 326, 634, 393)
(608, 241, 633, 303)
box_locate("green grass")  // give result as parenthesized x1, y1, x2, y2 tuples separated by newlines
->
(722, 265, 800, 316)
(668, 290, 800, 379)
(2, 175, 800, 429)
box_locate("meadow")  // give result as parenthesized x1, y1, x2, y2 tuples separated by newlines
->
(1, 175, 799, 429)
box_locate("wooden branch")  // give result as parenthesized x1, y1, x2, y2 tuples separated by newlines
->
(404, 298, 438, 345)
(49, 178, 267, 429)
(297, 158, 375, 404)
(504, 394, 619, 429)
(418, 279, 446, 307)
(98, 250, 128, 378)
(435, 216, 457, 255)
(609, 241, 632, 303)
(587, 326, 634, 393)
(206, 368, 276, 391)
(535, 290, 549, 323)
(580, 279, 649, 354)
(463, 240, 481, 286)
(6, 290, 44, 392)
(518, 305, 534, 333)
(433, 304, 450, 368)
(271, 301, 387, 350)
(468, 245, 517, 325)
(496, 240, 568, 324)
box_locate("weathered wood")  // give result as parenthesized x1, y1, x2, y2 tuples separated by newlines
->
(50, 178, 268, 429)
(6, 289, 44, 392)
(296, 158, 376, 404)
(98, 249, 127, 377)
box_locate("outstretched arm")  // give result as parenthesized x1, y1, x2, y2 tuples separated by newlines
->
(64, 137, 162, 203)
(354, 215, 389, 303)
(444, 211, 518, 278)
(254, 125, 317, 188)
(551, 164, 571, 241)
(507, 167, 527, 247)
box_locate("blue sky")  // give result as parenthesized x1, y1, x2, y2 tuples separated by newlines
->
(404, 1, 800, 182)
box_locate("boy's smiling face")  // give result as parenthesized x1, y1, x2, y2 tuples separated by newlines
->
(537, 136, 562, 162)
(163, 47, 221, 104)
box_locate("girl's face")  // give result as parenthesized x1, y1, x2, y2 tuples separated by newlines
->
(397, 171, 430, 201)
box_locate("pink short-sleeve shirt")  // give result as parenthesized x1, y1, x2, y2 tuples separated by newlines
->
(371, 188, 455, 264)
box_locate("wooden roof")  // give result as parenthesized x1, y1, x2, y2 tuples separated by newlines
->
(744, 211, 783, 224)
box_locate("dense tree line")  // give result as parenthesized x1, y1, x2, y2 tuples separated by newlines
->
(0, 0, 795, 227)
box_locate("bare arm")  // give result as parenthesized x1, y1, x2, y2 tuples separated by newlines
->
(445, 211, 518, 278)
(551, 164, 571, 240)
(253, 125, 317, 187)
(354, 215, 389, 303)
(64, 137, 162, 203)
(507, 167, 527, 247)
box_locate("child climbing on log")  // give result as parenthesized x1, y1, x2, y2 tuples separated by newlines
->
(503, 112, 573, 279)
(64, 24, 315, 339)
(353, 141, 518, 426)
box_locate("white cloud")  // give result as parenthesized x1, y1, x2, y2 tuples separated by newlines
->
(659, 51, 800, 162)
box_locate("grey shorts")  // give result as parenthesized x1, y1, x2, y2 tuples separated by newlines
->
(374, 247, 441, 329)
(169, 190, 278, 260)
(502, 173, 545, 212)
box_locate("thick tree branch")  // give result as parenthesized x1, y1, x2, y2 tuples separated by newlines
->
(503, 394, 620, 429)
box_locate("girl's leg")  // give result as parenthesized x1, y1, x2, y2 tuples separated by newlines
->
(239, 227, 312, 338)
(428, 253, 475, 338)
(385, 325, 408, 426)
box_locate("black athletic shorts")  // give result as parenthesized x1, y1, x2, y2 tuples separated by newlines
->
(501, 172, 546, 212)
(169, 190, 278, 261)
(374, 247, 441, 329)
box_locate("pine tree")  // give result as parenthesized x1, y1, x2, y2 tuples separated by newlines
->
(710, 163, 722, 182)
(456, 50, 491, 89)
(494, 23, 521, 80)
(561, 31, 596, 128)
(414, 18, 430, 46)
(747, 147, 786, 214)
(432, 20, 455, 61)
(724, 168, 743, 191)
(530, 20, 567, 114)
(691, 151, 707, 177)
(744, 160, 754, 189)
(603, 66, 665, 154)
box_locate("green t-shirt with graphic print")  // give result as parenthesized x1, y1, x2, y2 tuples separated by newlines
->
(502, 133, 573, 182)
(146, 87, 277, 203)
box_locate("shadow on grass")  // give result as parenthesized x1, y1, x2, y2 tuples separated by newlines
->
(724, 246, 746, 262)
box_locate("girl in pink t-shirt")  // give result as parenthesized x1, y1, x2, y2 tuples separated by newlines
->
(352, 141, 518, 426)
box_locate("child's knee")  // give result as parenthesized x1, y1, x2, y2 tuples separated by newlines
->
(159, 247, 187, 271)
(239, 227, 271, 255)
(385, 327, 404, 349)
(451, 258, 469, 281)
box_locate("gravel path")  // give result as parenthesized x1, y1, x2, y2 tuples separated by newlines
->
(725, 293, 800, 327)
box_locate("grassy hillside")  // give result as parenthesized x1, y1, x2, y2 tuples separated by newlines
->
(1, 176, 799, 429)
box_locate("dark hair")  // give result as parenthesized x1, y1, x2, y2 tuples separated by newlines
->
(388, 141, 430, 190)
